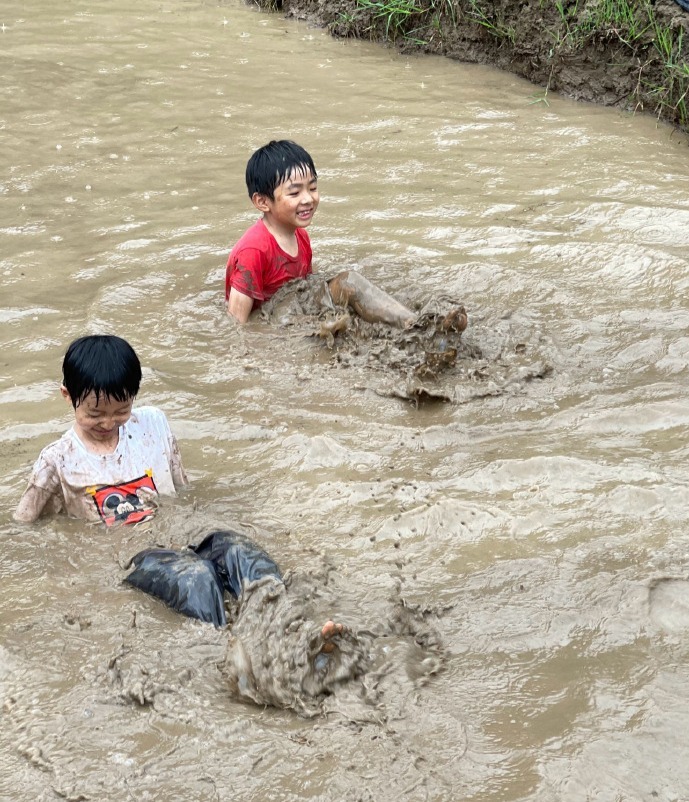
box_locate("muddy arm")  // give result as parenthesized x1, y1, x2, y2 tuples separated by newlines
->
(227, 287, 255, 323)
(14, 484, 53, 523)
(327, 270, 415, 328)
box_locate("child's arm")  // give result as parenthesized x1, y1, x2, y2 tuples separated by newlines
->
(227, 287, 254, 324)
(226, 243, 269, 323)
(14, 449, 61, 523)
(169, 432, 189, 491)
(153, 407, 189, 492)
(14, 484, 54, 523)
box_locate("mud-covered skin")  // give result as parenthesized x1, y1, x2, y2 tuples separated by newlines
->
(260, 274, 555, 404)
(328, 270, 417, 327)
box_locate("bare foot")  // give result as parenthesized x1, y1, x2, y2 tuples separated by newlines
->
(320, 620, 346, 653)
(440, 306, 468, 334)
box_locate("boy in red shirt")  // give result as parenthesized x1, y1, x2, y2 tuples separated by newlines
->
(225, 140, 463, 331)
(225, 140, 317, 322)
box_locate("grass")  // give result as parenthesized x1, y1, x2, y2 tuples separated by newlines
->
(252, 0, 282, 10)
(645, 17, 689, 126)
(464, 0, 515, 43)
(351, 0, 515, 43)
(340, 0, 657, 48)
(356, 0, 420, 40)
(548, 0, 651, 48)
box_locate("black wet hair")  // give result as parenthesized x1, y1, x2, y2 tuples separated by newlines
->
(245, 140, 317, 200)
(62, 334, 142, 407)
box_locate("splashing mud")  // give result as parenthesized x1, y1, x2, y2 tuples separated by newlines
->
(99, 573, 445, 722)
(110, 511, 447, 718)
(221, 575, 372, 715)
(221, 569, 445, 716)
(260, 274, 556, 404)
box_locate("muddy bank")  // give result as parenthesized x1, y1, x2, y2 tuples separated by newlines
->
(258, 0, 689, 133)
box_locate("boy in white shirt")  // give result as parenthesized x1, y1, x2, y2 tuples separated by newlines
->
(14, 335, 349, 696)
(14, 334, 188, 526)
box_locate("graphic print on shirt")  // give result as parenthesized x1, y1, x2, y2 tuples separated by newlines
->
(87, 470, 158, 526)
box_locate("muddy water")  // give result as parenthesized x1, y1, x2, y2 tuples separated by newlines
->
(2, 0, 689, 799)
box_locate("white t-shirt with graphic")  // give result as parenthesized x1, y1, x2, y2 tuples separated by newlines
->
(20, 406, 188, 525)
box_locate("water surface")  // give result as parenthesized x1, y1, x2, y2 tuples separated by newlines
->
(2, 1, 689, 800)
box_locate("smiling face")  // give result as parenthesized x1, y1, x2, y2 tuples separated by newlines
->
(62, 387, 134, 452)
(254, 167, 319, 237)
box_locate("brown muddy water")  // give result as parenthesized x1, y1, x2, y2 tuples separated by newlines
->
(2, 0, 689, 800)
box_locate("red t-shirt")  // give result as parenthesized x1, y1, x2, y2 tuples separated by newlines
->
(225, 219, 312, 304)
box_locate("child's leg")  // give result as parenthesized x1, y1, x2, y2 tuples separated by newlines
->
(193, 533, 349, 655)
(192, 529, 282, 598)
(327, 270, 416, 328)
(124, 548, 227, 627)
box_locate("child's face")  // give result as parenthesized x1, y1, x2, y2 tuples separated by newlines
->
(255, 167, 319, 231)
(62, 387, 134, 445)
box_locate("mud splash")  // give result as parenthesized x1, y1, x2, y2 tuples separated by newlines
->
(221, 569, 444, 716)
(110, 511, 447, 718)
(260, 274, 555, 404)
(117, 551, 444, 718)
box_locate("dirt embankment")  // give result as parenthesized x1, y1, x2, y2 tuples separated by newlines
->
(256, 0, 689, 134)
